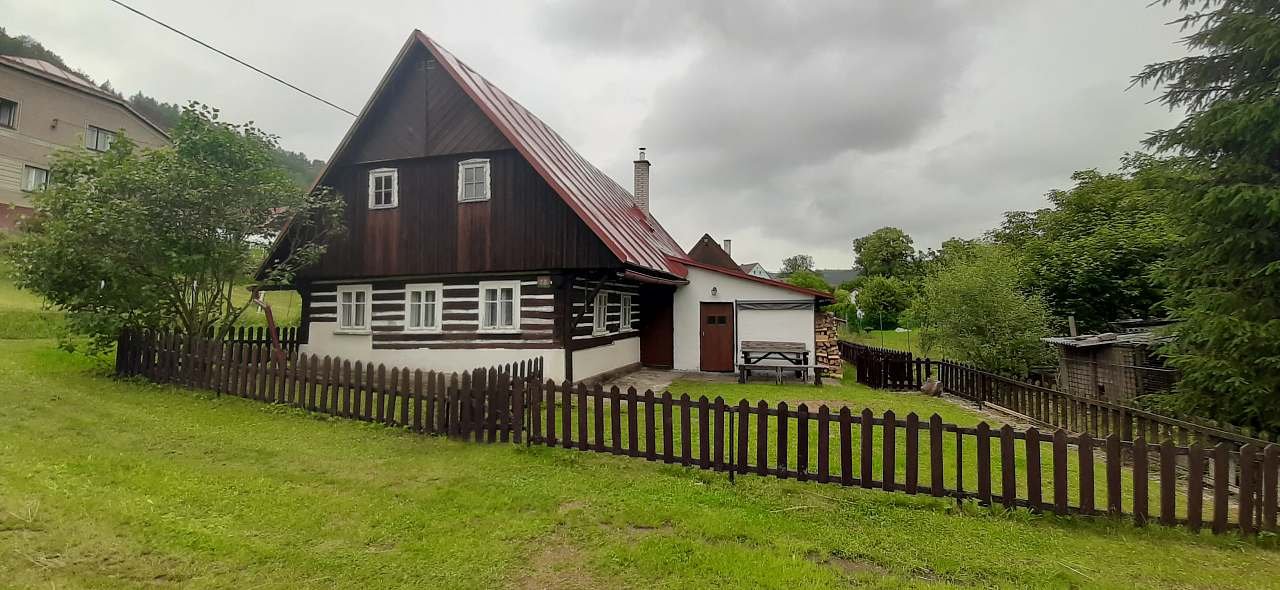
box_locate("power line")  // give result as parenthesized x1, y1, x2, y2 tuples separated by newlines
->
(105, 0, 357, 117)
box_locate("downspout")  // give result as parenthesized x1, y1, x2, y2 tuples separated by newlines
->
(249, 286, 287, 368)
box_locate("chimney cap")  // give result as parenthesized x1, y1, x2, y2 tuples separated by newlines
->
(637, 147, 647, 161)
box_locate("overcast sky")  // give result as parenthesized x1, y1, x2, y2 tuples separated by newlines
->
(4, 0, 1189, 269)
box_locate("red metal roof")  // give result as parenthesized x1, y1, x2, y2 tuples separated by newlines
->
(675, 258, 835, 301)
(417, 32, 687, 277)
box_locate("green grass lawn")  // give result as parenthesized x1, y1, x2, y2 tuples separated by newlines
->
(841, 329, 937, 357)
(0, 259, 299, 339)
(2, 340, 1277, 589)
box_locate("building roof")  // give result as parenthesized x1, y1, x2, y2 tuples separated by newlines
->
(1042, 331, 1173, 349)
(677, 257, 834, 301)
(0, 55, 170, 139)
(687, 234, 739, 271)
(416, 32, 687, 278)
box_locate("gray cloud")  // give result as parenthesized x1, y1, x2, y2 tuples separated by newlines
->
(6, 0, 1190, 270)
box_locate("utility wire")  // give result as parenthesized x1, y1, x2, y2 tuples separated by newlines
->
(105, 0, 357, 117)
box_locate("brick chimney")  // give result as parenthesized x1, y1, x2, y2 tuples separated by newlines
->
(633, 147, 650, 213)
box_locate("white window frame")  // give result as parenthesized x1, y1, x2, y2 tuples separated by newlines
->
(478, 280, 520, 333)
(404, 283, 443, 333)
(621, 294, 633, 331)
(85, 125, 116, 152)
(335, 284, 372, 334)
(22, 165, 48, 192)
(0, 98, 17, 129)
(368, 167, 398, 209)
(593, 292, 609, 335)
(457, 158, 491, 203)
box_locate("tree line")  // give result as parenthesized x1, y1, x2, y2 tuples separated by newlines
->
(780, 1, 1280, 433)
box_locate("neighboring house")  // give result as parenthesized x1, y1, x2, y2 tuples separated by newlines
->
(0, 55, 169, 230)
(739, 262, 772, 279)
(260, 31, 832, 382)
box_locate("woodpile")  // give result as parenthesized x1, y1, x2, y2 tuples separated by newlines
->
(814, 312, 842, 371)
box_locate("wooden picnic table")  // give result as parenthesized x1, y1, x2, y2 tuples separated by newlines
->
(739, 341, 822, 385)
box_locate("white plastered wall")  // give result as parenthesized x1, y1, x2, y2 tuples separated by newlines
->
(672, 266, 816, 371)
(302, 330, 565, 381)
(571, 335, 640, 381)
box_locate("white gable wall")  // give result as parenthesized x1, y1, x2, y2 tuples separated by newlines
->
(673, 266, 816, 372)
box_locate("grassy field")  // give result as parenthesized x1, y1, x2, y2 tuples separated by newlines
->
(0, 259, 299, 338)
(842, 329, 940, 357)
(2, 340, 1277, 589)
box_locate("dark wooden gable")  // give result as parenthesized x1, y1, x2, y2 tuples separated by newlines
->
(296, 43, 617, 281)
(339, 43, 513, 164)
(687, 234, 739, 271)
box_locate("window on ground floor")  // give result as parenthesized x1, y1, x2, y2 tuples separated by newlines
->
(405, 283, 442, 331)
(337, 285, 371, 332)
(480, 280, 519, 331)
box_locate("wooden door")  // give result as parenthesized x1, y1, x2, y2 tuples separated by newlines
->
(699, 302, 734, 372)
(640, 286, 674, 368)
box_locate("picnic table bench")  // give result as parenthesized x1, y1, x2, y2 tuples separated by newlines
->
(738, 340, 825, 386)
(738, 363, 828, 386)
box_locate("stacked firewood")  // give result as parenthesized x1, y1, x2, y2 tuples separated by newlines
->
(814, 312, 842, 371)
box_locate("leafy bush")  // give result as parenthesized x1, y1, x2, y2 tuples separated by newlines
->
(908, 245, 1054, 375)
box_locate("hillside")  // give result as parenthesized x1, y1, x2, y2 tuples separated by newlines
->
(0, 27, 324, 187)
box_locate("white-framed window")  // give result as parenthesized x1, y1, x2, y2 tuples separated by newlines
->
(85, 125, 116, 151)
(621, 294, 633, 331)
(368, 168, 398, 209)
(0, 98, 16, 129)
(22, 166, 48, 192)
(336, 285, 371, 332)
(405, 283, 443, 332)
(593, 292, 609, 335)
(479, 280, 519, 332)
(457, 158, 490, 202)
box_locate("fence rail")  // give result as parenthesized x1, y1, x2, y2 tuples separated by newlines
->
(114, 329, 543, 439)
(522, 380, 1278, 536)
(112, 331, 1278, 537)
(837, 341, 1274, 450)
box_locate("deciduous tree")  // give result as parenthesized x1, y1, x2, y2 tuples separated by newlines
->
(908, 245, 1054, 375)
(780, 253, 815, 274)
(7, 104, 344, 351)
(853, 227, 916, 277)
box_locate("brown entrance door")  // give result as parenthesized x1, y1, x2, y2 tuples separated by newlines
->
(699, 302, 735, 372)
(640, 286, 675, 368)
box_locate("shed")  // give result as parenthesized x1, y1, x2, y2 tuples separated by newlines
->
(1041, 328, 1176, 402)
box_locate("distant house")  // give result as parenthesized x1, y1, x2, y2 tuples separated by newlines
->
(739, 262, 772, 279)
(1042, 320, 1177, 402)
(260, 31, 832, 382)
(0, 56, 169, 230)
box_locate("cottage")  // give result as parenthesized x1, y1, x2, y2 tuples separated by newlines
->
(260, 31, 832, 382)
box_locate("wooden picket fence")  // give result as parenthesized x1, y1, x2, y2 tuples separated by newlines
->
(114, 329, 543, 439)
(522, 380, 1279, 536)
(111, 331, 1278, 537)
(838, 341, 1274, 450)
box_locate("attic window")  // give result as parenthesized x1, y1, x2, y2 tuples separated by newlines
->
(368, 168, 398, 209)
(457, 158, 491, 202)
